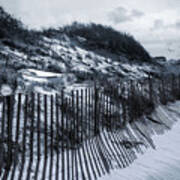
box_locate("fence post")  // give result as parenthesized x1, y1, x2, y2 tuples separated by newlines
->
(1, 97, 5, 140)
(61, 90, 65, 180)
(94, 83, 99, 136)
(171, 74, 175, 97)
(34, 93, 41, 180)
(71, 90, 75, 180)
(10, 93, 22, 180)
(129, 80, 134, 122)
(26, 93, 35, 180)
(3, 95, 13, 180)
(49, 95, 54, 179)
(122, 84, 127, 126)
(179, 74, 180, 93)
(17, 94, 28, 180)
(66, 97, 70, 180)
(55, 94, 60, 180)
(0, 97, 5, 176)
(148, 74, 153, 102)
(42, 94, 48, 180)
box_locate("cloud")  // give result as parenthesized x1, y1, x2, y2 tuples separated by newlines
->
(131, 9, 144, 17)
(108, 7, 132, 24)
(152, 18, 180, 31)
(175, 20, 180, 29)
(108, 6, 144, 24)
(153, 19, 165, 29)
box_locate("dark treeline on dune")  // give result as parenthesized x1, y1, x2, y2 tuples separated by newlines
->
(0, 6, 151, 62)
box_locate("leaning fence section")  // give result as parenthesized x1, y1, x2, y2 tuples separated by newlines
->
(0, 74, 180, 180)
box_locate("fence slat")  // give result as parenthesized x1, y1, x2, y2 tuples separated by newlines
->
(34, 93, 41, 180)
(86, 88, 97, 180)
(74, 91, 79, 180)
(66, 97, 70, 180)
(26, 93, 35, 180)
(88, 88, 101, 178)
(42, 94, 48, 180)
(71, 91, 75, 180)
(49, 95, 54, 180)
(76, 90, 86, 180)
(2, 95, 13, 180)
(80, 89, 92, 180)
(61, 90, 65, 180)
(10, 94, 22, 180)
(18, 95, 28, 180)
(0, 97, 6, 177)
(55, 94, 60, 180)
(84, 88, 97, 180)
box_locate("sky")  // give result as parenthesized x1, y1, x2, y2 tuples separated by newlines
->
(1, 0, 180, 59)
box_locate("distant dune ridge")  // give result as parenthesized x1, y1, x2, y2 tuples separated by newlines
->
(0, 6, 180, 95)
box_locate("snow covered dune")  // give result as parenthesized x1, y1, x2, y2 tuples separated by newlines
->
(100, 101, 180, 180)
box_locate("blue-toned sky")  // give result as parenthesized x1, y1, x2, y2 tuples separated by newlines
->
(1, 0, 180, 59)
